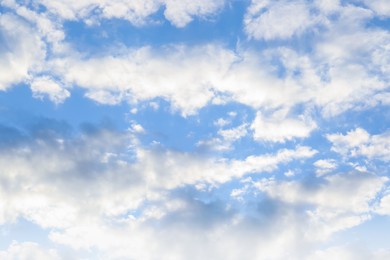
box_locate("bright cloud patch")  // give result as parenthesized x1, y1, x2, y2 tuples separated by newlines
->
(244, 0, 313, 40)
(251, 109, 316, 142)
(22, 0, 225, 27)
(327, 128, 390, 161)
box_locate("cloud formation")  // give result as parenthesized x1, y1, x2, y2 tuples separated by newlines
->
(1, 0, 390, 258)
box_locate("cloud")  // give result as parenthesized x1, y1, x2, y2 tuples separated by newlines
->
(24, 0, 226, 27)
(30, 76, 70, 104)
(313, 159, 337, 176)
(0, 119, 324, 259)
(251, 109, 316, 142)
(1, 1, 390, 259)
(244, 0, 314, 40)
(327, 128, 390, 161)
(0, 13, 46, 90)
(50, 44, 236, 115)
(254, 171, 388, 239)
(197, 123, 248, 151)
(2, 1, 390, 121)
(313, 0, 340, 13)
(363, 0, 390, 17)
(0, 115, 386, 259)
(163, 0, 225, 27)
(0, 117, 316, 225)
(0, 242, 60, 260)
(230, 145, 317, 175)
(309, 245, 390, 260)
(48, 45, 316, 116)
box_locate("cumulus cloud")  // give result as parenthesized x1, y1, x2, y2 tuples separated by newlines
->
(2, 0, 390, 120)
(363, 0, 390, 17)
(244, 0, 314, 40)
(0, 117, 316, 219)
(197, 122, 248, 151)
(0, 0, 389, 121)
(0, 119, 325, 259)
(49, 44, 236, 115)
(47, 45, 317, 116)
(313, 0, 340, 13)
(30, 76, 70, 104)
(0, 115, 386, 259)
(327, 128, 390, 161)
(1, 1, 390, 257)
(255, 171, 388, 239)
(0, 13, 46, 90)
(251, 109, 316, 142)
(313, 159, 337, 176)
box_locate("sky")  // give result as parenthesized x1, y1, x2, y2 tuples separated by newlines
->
(1, 0, 390, 259)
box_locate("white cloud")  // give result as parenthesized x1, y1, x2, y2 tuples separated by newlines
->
(50, 44, 236, 115)
(363, 0, 390, 17)
(4, 0, 66, 51)
(314, 0, 340, 13)
(244, 0, 314, 40)
(0, 122, 317, 227)
(0, 242, 60, 260)
(28, 0, 226, 27)
(327, 128, 390, 161)
(310, 5, 390, 116)
(255, 171, 387, 214)
(376, 192, 390, 216)
(30, 76, 70, 104)
(308, 245, 390, 260)
(0, 0, 389, 120)
(0, 123, 324, 259)
(214, 117, 230, 127)
(163, 0, 225, 27)
(255, 171, 388, 240)
(231, 145, 317, 175)
(0, 119, 386, 259)
(0, 13, 46, 90)
(48, 44, 313, 115)
(314, 159, 337, 176)
(218, 123, 248, 142)
(251, 109, 316, 143)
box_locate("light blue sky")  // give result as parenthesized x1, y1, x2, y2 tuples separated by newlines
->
(1, 0, 390, 259)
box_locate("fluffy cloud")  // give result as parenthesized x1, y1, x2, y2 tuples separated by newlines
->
(2, 0, 390, 120)
(363, 0, 390, 17)
(313, 159, 337, 176)
(197, 122, 248, 151)
(255, 171, 388, 239)
(48, 44, 320, 116)
(1, 0, 390, 259)
(0, 118, 316, 224)
(0, 119, 386, 259)
(244, 0, 314, 40)
(0, 13, 46, 90)
(327, 128, 390, 161)
(251, 109, 316, 142)
(49, 44, 236, 115)
(0, 120, 324, 259)
(24, 0, 226, 27)
(256, 171, 387, 213)
(30, 76, 70, 104)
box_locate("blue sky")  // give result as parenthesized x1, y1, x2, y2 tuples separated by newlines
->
(1, 0, 390, 259)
